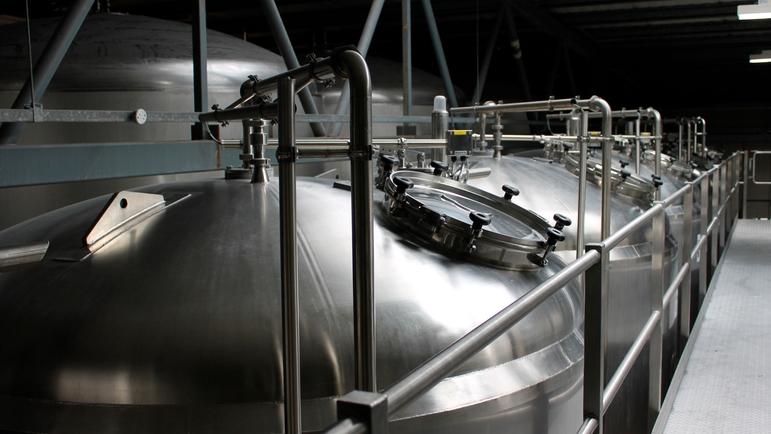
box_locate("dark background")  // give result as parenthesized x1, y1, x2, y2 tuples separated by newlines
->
(2, 0, 770, 149)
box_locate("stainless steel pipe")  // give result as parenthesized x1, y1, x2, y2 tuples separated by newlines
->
(337, 49, 377, 393)
(277, 77, 301, 434)
(199, 102, 280, 124)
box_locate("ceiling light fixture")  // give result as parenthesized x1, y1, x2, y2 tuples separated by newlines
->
(750, 50, 771, 63)
(738, 0, 771, 20)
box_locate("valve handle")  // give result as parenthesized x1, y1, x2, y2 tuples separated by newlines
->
(651, 174, 662, 180)
(546, 227, 565, 245)
(379, 154, 400, 170)
(553, 213, 572, 230)
(620, 159, 631, 168)
(430, 160, 449, 176)
(652, 179, 663, 188)
(502, 184, 520, 201)
(393, 176, 414, 195)
(469, 211, 492, 231)
(620, 169, 631, 180)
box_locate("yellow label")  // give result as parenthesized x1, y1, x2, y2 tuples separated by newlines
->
(453, 130, 467, 136)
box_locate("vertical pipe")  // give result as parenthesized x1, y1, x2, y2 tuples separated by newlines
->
(259, 0, 327, 137)
(590, 96, 613, 240)
(649, 205, 665, 430)
(402, 0, 413, 129)
(431, 95, 448, 162)
(420, 0, 459, 108)
(647, 108, 662, 201)
(697, 117, 706, 158)
(470, 4, 505, 105)
(584, 243, 606, 434)
(277, 77, 301, 434)
(0, 0, 96, 145)
(330, 0, 385, 137)
(337, 50, 376, 392)
(635, 112, 641, 175)
(576, 110, 588, 259)
(678, 121, 683, 162)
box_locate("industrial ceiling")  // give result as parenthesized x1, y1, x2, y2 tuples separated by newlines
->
(2, 0, 770, 141)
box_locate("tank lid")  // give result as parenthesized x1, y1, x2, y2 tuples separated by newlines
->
(381, 171, 551, 270)
(564, 151, 656, 202)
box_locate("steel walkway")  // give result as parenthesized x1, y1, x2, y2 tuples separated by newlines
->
(655, 219, 771, 434)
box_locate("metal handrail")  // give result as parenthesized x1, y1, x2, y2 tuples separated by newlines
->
(318, 149, 744, 433)
(579, 151, 743, 434)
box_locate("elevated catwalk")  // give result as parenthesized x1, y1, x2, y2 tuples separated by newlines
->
(656, 219, 771, 433)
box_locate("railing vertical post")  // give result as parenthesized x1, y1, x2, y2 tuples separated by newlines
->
(681, 184, 693, 344)
(584, 243, 607, 434)
(742, 151, 749, 218)
(699, 174, 709, 306)
(277, 77, 301, 434)
(710, 169, 719, 281)
(719, 162, 727, 254)
(649, 204, 665, 430)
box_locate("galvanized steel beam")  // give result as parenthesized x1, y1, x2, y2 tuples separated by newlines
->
(0, 141, 240, 187)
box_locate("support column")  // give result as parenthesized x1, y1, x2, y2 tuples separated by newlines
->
(0, 0, 96, 145)
(470, 3, 505, 105)
(191, 0, 208, 140)
(420, 0, 458, 108)
(330, 0, 385, 137)
(259, 0, 327, 137)
(402, 0, 413, 131)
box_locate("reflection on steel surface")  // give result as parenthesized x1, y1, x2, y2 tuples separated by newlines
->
(0, 177, 583, 433)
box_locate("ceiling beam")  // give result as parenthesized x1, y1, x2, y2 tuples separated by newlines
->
(504, 0, 599, 58)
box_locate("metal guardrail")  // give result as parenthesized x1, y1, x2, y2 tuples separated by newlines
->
(317, 151, 744, 434)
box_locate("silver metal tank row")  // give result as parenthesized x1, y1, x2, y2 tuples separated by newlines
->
(0, 51, 584, 434)
(375, 97, 681, 434)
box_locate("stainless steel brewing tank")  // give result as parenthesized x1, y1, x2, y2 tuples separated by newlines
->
(465, 152, 678, 434)
(0, 176, 583, 433)
(0, 13, 293, 144)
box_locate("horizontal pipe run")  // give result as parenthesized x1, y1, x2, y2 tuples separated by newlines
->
(602, 203, 664, 251)
(297, 148, 350, 159)
(577, 418, 599, 434)
(602, 310, 662, 415)
(264, 138, 448, 148)
(663, 263, 690, 310)
(321, 418, 367, 434)
(548, 109, 644, 120)
(450, 97, 589, 115)
(199, 103, 280, 123)
(385, 249, 600, 415)
(245, 57, 337, 98)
